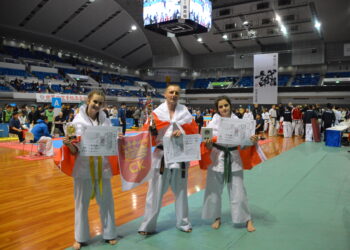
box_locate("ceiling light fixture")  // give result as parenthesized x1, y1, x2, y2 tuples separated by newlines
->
(314, 20, 321, 30)
(131, 25, 137, 31)
(280, 25, 288, 35)
(197, 37, 203, 43)
(222, 34, 228, 40)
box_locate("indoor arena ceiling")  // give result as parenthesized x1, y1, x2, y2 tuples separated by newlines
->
(0, 0, 349, 68)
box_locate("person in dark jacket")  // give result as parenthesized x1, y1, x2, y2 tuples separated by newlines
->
(322, 103, 336, 141)
(303, 105, 317, 141)
(30, 116, 53, 156)
(9, 112, 24, 142)
(195, 110, 204, 133)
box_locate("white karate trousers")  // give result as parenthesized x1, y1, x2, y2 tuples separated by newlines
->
(202, 169, 251, 224)
(138, 167, 191, 233)
(268, 118, 276, 136)
(283, 121, 293, 138)
(305, 124, 313, 141)
(292, 120, 303, 136)
(74, 178, 117, 243)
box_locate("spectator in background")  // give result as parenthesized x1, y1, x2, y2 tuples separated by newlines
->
(303, 104, 318, 141)
(110, 106, 118, 118)
(322, 103, 335, 142)
(334, 107, 342, 125)
(133, 107, 141, 128)
(2, 104, 13, 123)
(31, 116, 53, 156)
(255, 113, 264, 139)
(18, 111, 28, 129)
(28, 106, 36, 128)
(33, 106, 43, 124)
(0, 107, 3, 123)
(45, 106, 54, 134)
(261, 108, 270, 133)
(252, 104, 261, 118)
(118, 103, 127, 135)
(243, 108, 254, 120)
(195, 110, 204, 133)
(103, 107, 109, 118)
(9, 112, 24, 142)
(54, 112, 66, 136)
(292, 105, 303, 136)
(67, 112, 75, 123)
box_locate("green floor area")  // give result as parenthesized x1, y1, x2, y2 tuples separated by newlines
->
(67, 143, 350, 250)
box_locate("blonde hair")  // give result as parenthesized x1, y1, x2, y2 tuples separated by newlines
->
(87, 90, 105, 102)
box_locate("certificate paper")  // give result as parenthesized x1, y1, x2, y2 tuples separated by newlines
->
(80, 126, 118, 156)
(163, 134, 201, 164)
(217, 117, 256, 146)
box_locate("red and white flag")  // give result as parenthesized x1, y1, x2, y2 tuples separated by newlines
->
(118, 132, 153, 191)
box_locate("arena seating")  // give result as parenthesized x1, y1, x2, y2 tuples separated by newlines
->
(291, 73, 320, 86)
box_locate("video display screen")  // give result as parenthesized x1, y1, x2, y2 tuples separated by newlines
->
(189, 0, 212, 29)
(143, 0, 181, 26)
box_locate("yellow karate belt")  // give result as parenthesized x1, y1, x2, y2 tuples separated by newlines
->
(89, 156, 103, 200)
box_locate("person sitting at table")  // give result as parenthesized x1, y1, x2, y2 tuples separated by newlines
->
(9, 112, 25, 142)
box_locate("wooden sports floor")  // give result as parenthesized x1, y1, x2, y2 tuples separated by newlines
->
(0, 133, 304, 250)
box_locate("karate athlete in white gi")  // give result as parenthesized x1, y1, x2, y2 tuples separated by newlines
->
(202, 96, 257, 232)
(63, 90, 117, 249)
(138, 84, 198, 235)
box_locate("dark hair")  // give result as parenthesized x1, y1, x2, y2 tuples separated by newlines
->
(121, 102, 126, 106)
(215, 96, 232, 115)
(326, 103, 332, 109)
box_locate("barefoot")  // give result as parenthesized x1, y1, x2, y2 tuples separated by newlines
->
(138, 231, 150, 236)
(211, 218, 221, 229)
(73, 242, 81, 250)
(246, 220, 256, 232)
(107, 239, 117, 245)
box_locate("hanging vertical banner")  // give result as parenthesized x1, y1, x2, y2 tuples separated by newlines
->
(253, 53, 278, 104)
(118, 132, 153, 191)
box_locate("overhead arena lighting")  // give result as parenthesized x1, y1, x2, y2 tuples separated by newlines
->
(89, 0, 95, 2)
(280, 25, 288, 35)
(314, 20, 321, 30)
(222, 34, 228, 40)
(131, 25, 137, 31)
(197, 37, 203, 43)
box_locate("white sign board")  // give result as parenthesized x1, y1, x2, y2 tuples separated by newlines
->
(253, 53, 278, 104)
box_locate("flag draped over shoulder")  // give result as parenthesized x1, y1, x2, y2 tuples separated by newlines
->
(199, 136, 266, 170)
(53, 137, 120, 177)
(118, 131, 152, 191)
(141, 102, 198, 146)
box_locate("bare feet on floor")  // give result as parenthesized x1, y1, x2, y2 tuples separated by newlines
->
(138, 231, 151, 236)
(106, 239, 117, 245)
(73, 242, 82, 250)
(246, 220, 256, 232)
(211, 218, 221, 229)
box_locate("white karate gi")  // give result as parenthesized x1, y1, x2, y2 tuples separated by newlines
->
(72, 105, 117, 243)
(202, 114, 251, 224)
(138, 102, 196, 233)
